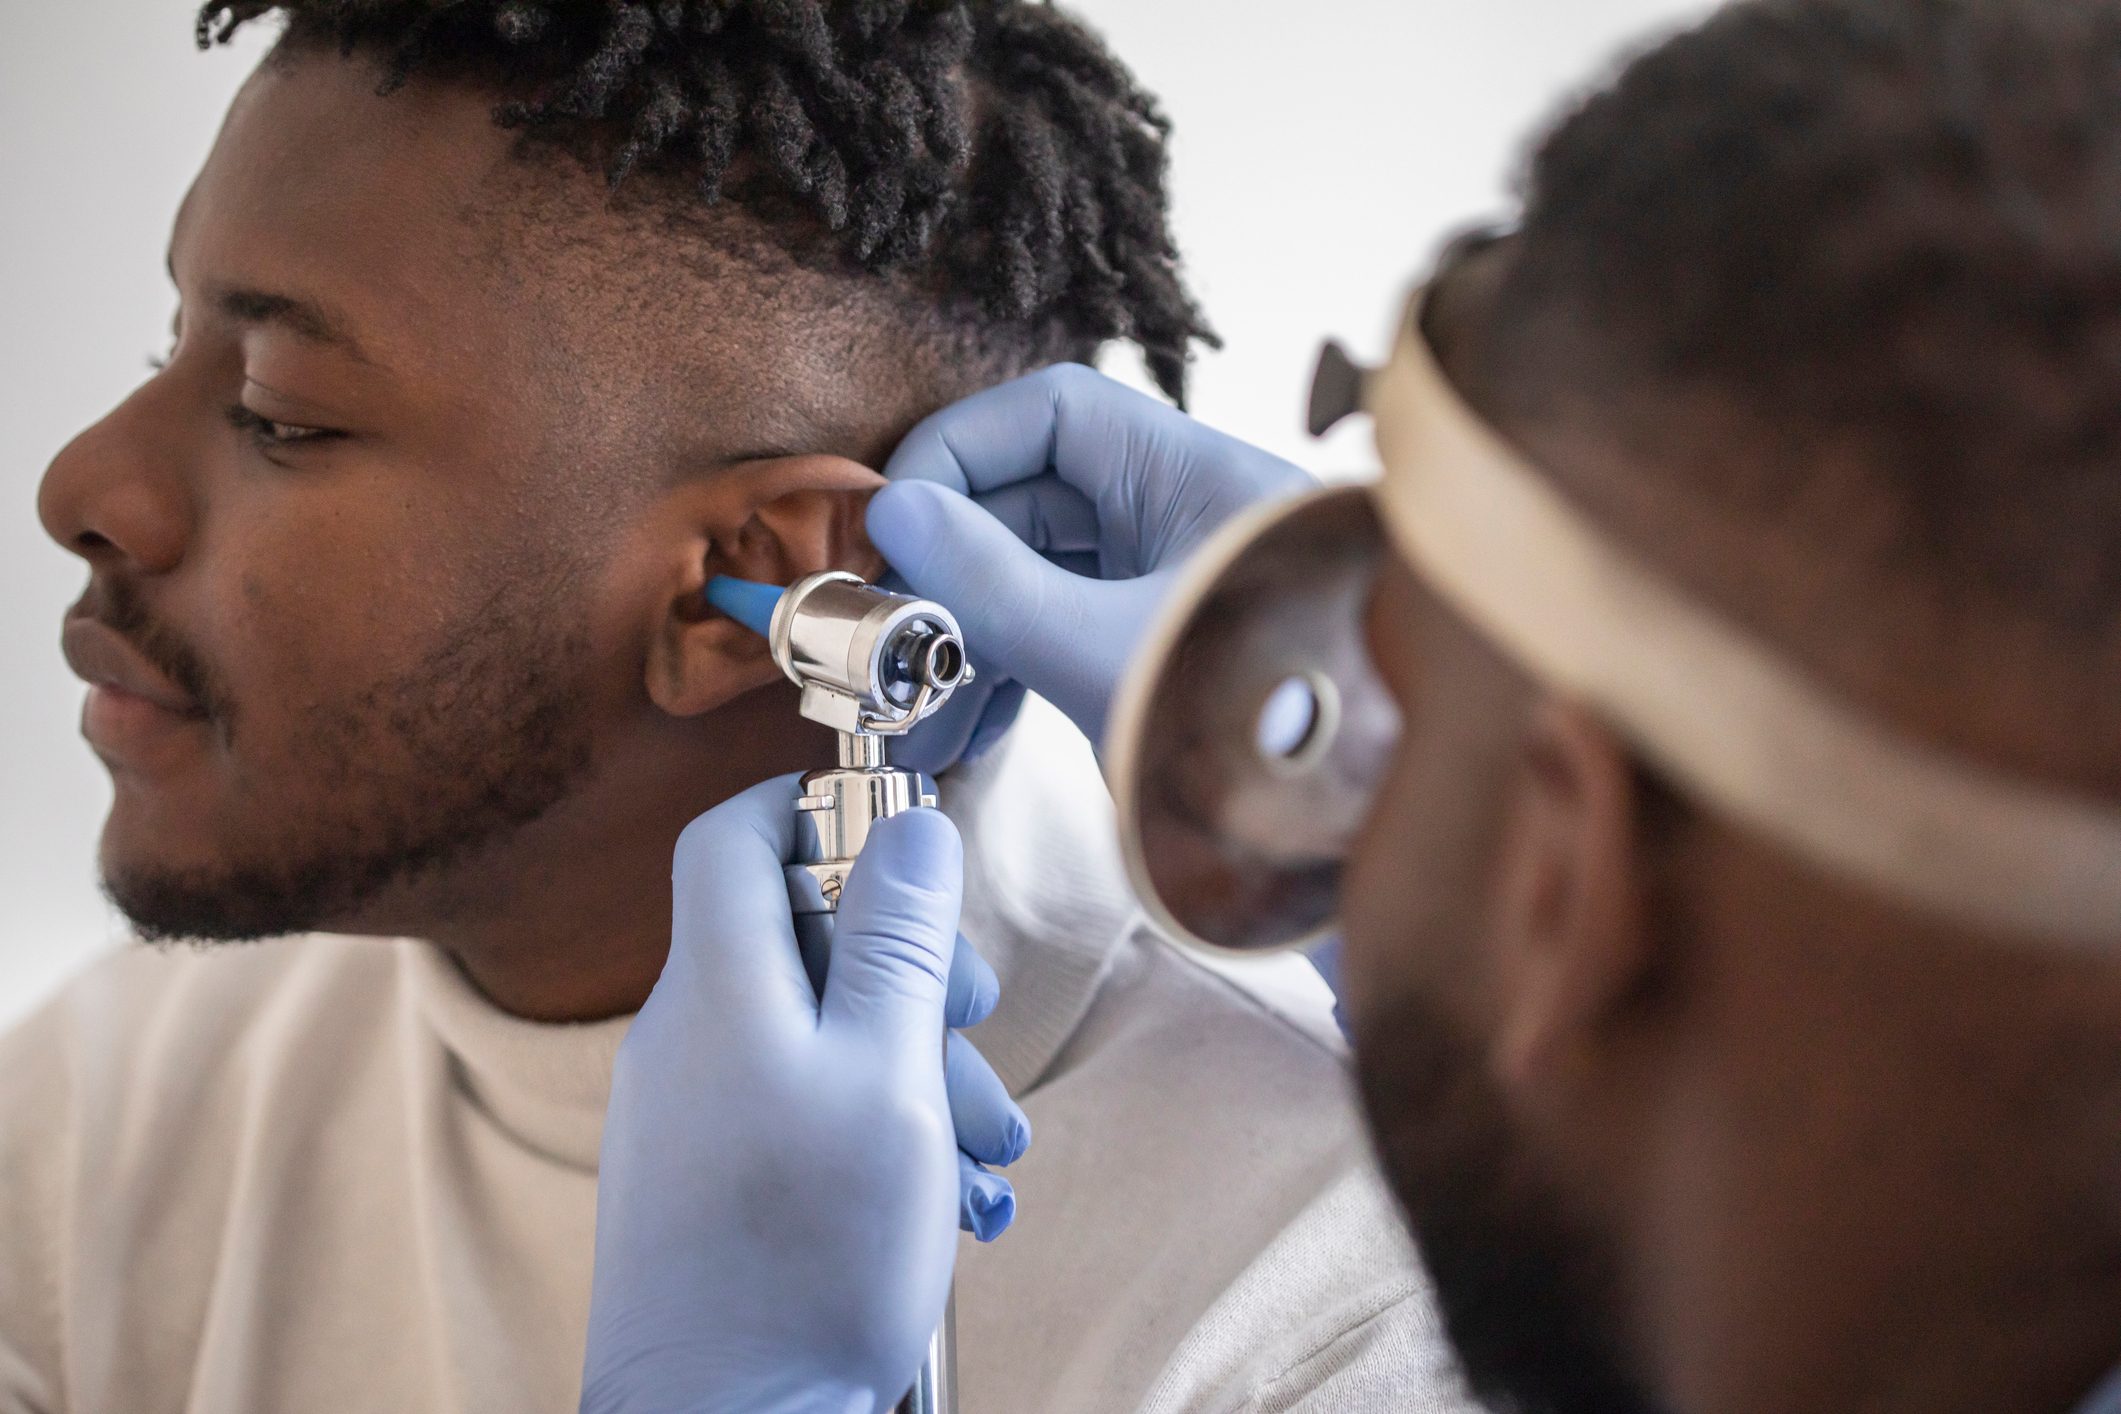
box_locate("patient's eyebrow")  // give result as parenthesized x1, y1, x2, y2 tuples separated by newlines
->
(215, 285, 381, 366)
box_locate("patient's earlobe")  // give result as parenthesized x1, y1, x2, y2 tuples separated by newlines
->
(644, 454, 889, 718)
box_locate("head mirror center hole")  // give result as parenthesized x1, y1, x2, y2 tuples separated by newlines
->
(1255, 672, 1340, 770)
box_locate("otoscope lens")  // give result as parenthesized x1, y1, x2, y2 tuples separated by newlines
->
(881, 622, 969, 708)
(924, 636, 967, 689)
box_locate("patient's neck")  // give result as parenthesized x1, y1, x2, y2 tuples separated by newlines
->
(387, 684, 836, 1022)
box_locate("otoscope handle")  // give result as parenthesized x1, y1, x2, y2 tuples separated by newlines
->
(784, 760, 956, 1414)
(723, 571, 962, 1414)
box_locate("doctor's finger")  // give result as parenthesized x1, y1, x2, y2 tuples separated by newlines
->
(970, 477, 1100, 556)
(887, 363, 1314, 521)
(891, 661, 1000, 777)
(962, 680, 1029, 762)
(883, 363, 1179, 497)
(946, 1031, 1030, 1168)
(823, 810, 964, 1042)
(945, 933, 1001, 1031)
(867, 480, 1093, 671)
(665, 773, 817, 1038)
(957, 1152, 1018, 1243)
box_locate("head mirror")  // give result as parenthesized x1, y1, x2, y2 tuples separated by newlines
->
(1107, 485, 1402, 955)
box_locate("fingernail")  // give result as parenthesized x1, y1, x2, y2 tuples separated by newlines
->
(970, 1178, 1016, 1242)
(1001, 1116, 1032, 1166)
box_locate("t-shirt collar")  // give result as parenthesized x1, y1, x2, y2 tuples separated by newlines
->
(406, 697, 1138, 1168)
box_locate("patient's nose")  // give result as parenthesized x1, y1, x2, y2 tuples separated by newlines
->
(39, 381, 196, 577)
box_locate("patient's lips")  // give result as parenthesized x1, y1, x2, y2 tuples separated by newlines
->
(62, 617, 208, 766)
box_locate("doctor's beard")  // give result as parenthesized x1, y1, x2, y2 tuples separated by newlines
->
(1354, 993, 1672, 1414)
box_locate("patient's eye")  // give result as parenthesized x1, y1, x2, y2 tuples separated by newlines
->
(225, 404, 341, 451)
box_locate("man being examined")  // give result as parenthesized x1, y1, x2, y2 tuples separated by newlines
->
(0, 4, 1464, 1411)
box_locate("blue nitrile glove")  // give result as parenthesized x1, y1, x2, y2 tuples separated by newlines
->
(580, 776, 1029, 1414)
(868, 364, 1314, 756)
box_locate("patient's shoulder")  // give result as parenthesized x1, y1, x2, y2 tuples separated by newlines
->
(1039, 927, 1353, 1115)
(989, 933, 1477, 1412)
(0, 935, 410, 1132)
(0, 936, 402, 1400)
(16, 932, 398, 1041)
(1141, 1166, 1475, 1414)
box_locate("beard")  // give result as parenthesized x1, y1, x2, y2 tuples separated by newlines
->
(96, 575, 599, 943)
(1354, 987, 1670, 1414)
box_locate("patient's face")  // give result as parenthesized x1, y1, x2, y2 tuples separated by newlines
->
(37, 54, 664, 941)
(1342, 559, 1664, 1414)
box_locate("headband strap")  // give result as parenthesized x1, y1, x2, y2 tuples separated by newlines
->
(1366, 290, 2121, 944)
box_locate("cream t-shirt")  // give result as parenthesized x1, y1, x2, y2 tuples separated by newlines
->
(0, 702, 1473, 1412)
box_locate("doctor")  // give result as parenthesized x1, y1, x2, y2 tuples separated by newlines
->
(581, 1, 2121, 1411)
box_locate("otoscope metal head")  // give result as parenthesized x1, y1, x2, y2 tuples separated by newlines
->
(763, 571, 974, 737)
(704, 570, 976, 914)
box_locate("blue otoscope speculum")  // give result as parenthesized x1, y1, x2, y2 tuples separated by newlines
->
(703, 575, 784, 639)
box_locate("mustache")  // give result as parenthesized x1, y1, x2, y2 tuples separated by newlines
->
(68, 579, 233, 723)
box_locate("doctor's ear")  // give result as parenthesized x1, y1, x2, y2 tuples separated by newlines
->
(1487, 699, 1656, 1085)
(641, 454, 888, 718)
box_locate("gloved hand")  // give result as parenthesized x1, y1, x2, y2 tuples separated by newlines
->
(869, 363, 1313, 757)
(581, 775, 1030, 1414)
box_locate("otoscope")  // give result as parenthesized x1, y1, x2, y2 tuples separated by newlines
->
(705, 570, 973, 1414)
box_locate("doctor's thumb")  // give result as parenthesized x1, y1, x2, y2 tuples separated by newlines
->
(820, 808, 965, 1040)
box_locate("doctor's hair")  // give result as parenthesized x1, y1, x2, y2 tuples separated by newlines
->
(193, 0, 1215, 405)
(1466, 0, 2121, 652)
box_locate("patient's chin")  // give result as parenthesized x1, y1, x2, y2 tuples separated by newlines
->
(94, 808, 277, 942)
(98, 751, 594, 946)
(98, 819, 415, 943)
(97, 620, 604, 945)
(105, 860, 338, 945)
(105, 828, 482, 945)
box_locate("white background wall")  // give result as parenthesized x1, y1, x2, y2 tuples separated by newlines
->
(0, 0, 1714, 1030)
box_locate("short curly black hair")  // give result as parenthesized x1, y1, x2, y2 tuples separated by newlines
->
(196, 0, 1215, 405)
(1475, 0, 2121, 648)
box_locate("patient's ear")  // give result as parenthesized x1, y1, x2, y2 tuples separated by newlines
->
(643, 454, 888, 717)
